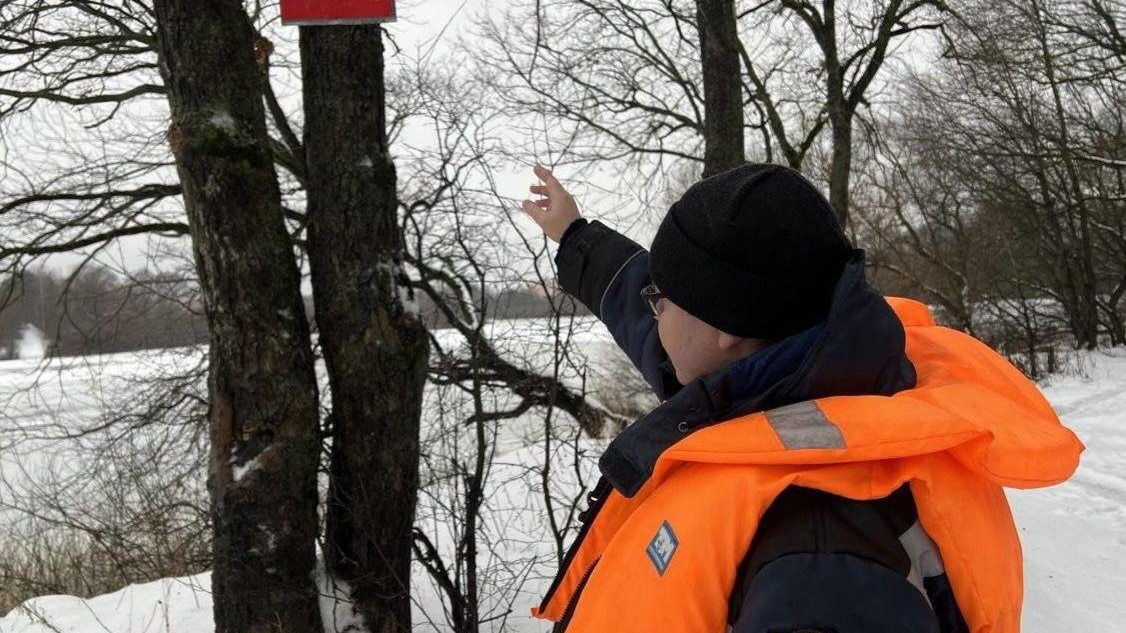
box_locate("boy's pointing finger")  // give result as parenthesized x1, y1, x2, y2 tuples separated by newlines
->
(533, 164, 563, 192)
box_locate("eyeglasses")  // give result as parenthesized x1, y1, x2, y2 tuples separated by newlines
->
(640, 282, 666, 318)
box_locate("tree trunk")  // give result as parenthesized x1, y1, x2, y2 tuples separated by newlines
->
(696, 0, 744, 177)
(1103, 277, 1126, 346)
(828, 111, 853, 229)
(300, 24, 430, 633)
(821, 0, 853, 230)
(152, 1, 322, 632)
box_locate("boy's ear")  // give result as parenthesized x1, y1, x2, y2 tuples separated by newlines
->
(716, 331, 743, 351)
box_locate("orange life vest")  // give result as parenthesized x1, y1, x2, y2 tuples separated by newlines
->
(532, 297, 1083, 633)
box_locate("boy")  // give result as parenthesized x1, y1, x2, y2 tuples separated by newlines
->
(521, 163, 1082, 633)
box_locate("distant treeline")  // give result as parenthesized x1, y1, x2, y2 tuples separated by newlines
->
(0, 266, 583, 359)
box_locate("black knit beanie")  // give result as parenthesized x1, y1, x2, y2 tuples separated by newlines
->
(649, 163, 853, 340)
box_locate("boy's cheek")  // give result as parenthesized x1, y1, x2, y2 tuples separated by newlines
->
(658, 329, 686, 385)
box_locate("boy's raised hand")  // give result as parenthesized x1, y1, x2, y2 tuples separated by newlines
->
(522, 164, 582, 243)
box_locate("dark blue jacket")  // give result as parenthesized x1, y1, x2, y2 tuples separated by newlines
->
(553, 219, 969, 633)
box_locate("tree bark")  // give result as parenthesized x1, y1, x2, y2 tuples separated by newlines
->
(827, 107, 854, 229)
(821, 0, 853, 229)
(151, 1, 322, 632)
(300, 24, 429, 633)
(696, 0, 745, 177)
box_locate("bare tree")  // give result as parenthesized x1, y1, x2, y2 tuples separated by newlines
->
(857, 0, 1124, 357)
(854, 123, 983, 334)
(1, 4, 629, 629)
(151, 0, 323, 630)
(475, 0, 946, 227)
(388, 61, 630, 632)
(775, 0, 947, 226)
(697, 0, 745, 175)
(299, 22, 430, 632)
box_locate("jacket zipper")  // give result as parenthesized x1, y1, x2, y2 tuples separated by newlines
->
(538, 477, 612, 612)
(552, 556, 600, 633)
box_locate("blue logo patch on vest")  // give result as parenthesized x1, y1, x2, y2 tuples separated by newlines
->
(646, 520, 679, 576)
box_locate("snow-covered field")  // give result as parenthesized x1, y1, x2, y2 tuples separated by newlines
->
(1, 332, 1123, 632)
(1006, 351, 1126, 631)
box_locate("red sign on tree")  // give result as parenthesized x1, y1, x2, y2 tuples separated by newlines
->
(280, 0, 396, 25)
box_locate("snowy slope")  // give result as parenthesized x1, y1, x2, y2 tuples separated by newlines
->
(1008, 350, 1126, 631)
(1, 349, 1123, 632)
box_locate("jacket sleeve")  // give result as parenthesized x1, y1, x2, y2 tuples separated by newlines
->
(555, 219, 682, 401)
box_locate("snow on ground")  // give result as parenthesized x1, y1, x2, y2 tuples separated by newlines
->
(0, 552, 388, 633)
(1, 338, 1123, 632)
(1, 573, 213, 633)
(1007, 349, 1126, 631)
